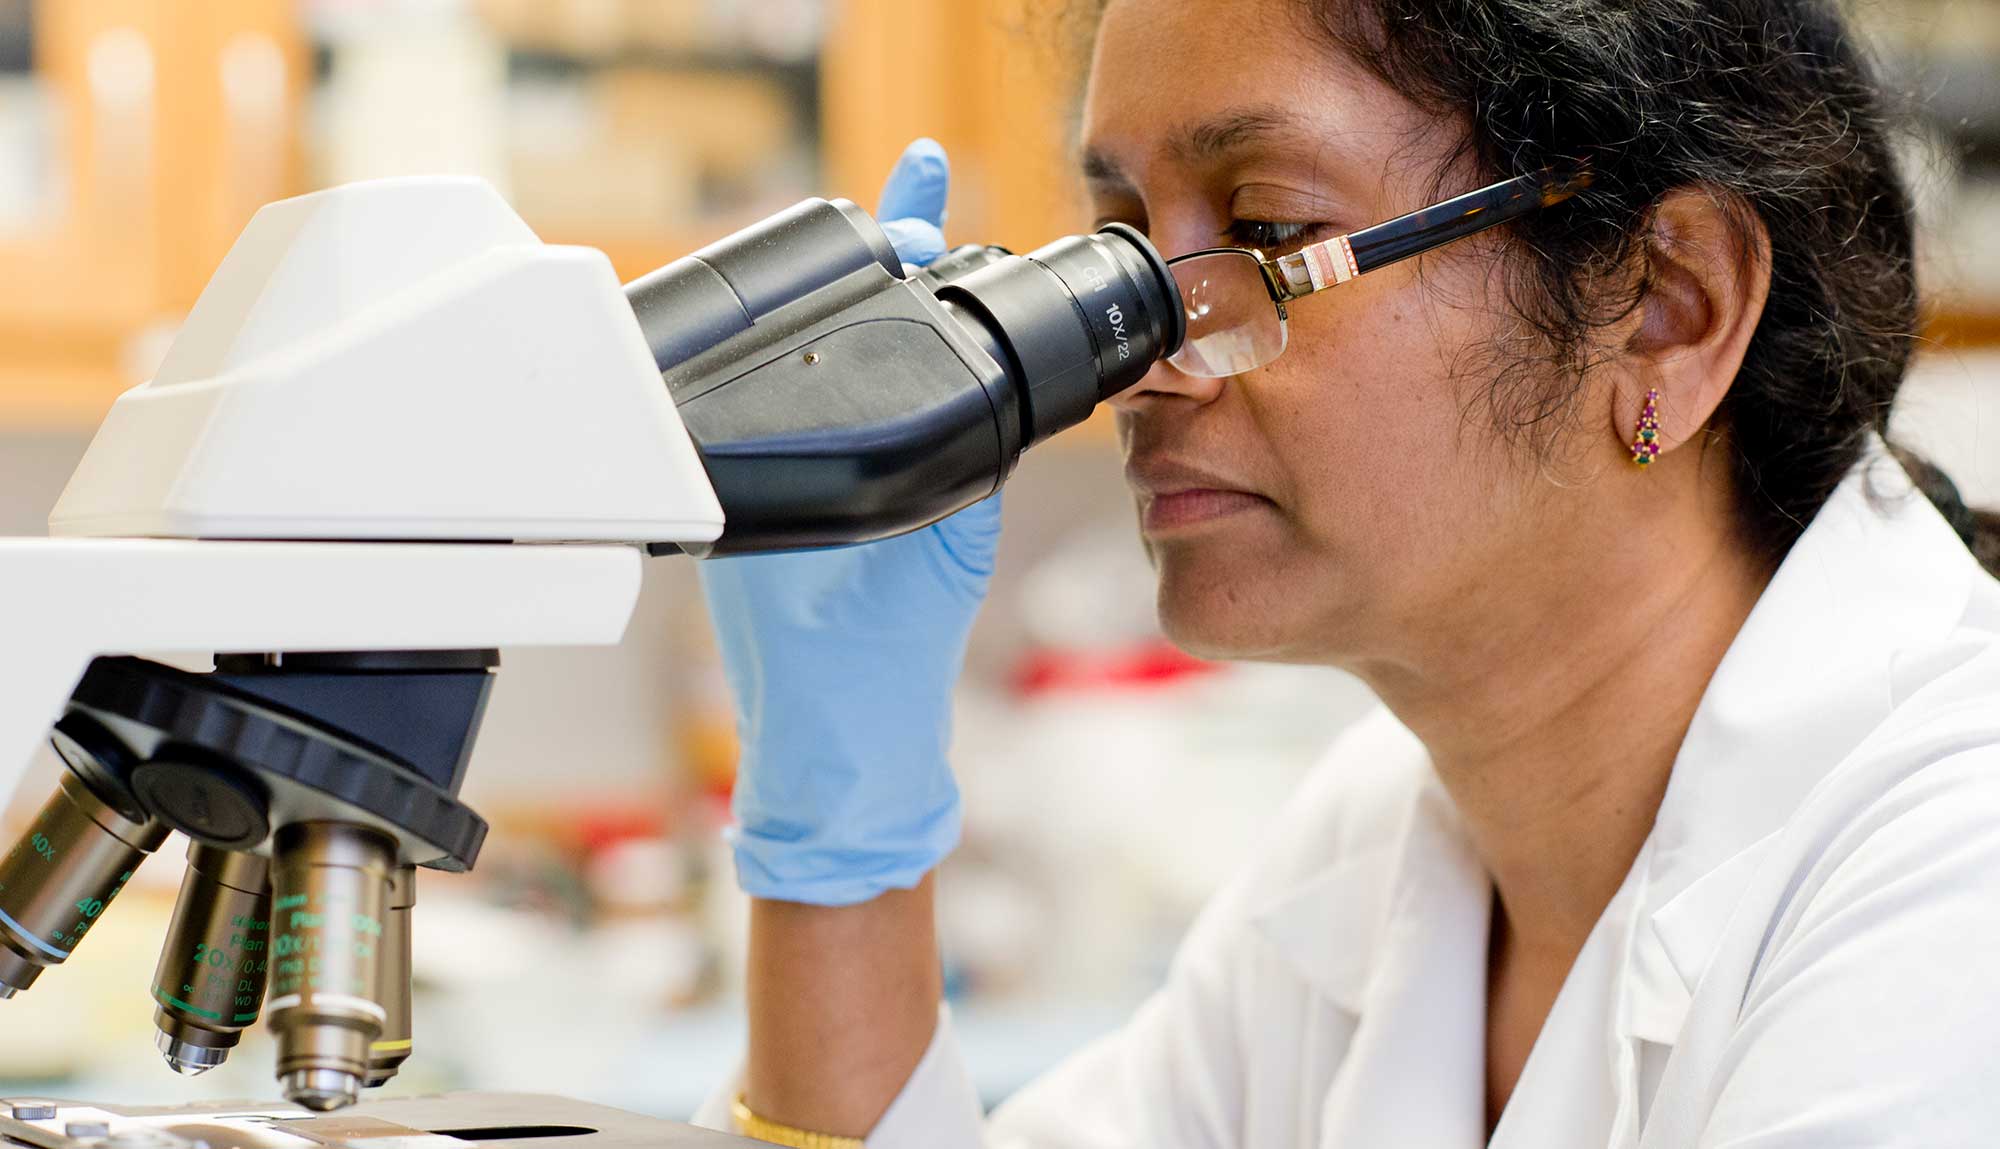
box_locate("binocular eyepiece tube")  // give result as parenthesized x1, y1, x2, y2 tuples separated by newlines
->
(628, 197, 1184, 555)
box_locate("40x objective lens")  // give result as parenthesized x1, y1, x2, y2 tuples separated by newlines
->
(0, 768, 167, 997)
(151, 844, 272, 1074)
(267, 822, 395, 1111)
(365, 865, 415, 1088)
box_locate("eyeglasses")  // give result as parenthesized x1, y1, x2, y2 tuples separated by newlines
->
(1164, 168, 1593, 378)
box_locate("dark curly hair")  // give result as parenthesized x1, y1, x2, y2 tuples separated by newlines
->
(1069, 0, 2000, 574)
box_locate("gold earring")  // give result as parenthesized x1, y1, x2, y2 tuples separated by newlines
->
(1631, 388, 1661, 468)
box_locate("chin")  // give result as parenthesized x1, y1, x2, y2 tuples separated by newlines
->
(1153, 559, 1296, 662)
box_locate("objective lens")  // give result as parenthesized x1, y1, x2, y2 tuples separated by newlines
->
(266, 822, 395, 1111)
(0, 768, 167, 997)
(364, 865, 415, 1088)
(151, 844, 272, 1074)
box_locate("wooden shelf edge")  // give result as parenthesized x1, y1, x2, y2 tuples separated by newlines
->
(1927, 305, 2000, 351)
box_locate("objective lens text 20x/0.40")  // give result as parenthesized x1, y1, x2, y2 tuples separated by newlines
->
(151, 843, 273, 1075)
(0, 767, 167, 997)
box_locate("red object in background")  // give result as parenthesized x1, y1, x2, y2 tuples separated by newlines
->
(572, 806, 672, 854)
(1012, 639, 1221, 697)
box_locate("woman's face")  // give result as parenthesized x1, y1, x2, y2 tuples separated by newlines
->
(1085, 0, 1599, 668)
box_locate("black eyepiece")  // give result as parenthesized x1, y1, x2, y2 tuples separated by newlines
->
(628, 201, 1186, 554)
(930, 223, 1182, 447)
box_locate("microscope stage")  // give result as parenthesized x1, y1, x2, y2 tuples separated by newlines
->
(0, 1094, 750, 1149)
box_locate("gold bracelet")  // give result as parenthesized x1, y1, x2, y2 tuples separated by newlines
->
(730, 1093, 865, 1149)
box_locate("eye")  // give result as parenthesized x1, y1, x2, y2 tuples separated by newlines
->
(1224, 218, 1319, 252)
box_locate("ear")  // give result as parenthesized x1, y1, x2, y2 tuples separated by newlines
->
(1612, 187, 1772, 461)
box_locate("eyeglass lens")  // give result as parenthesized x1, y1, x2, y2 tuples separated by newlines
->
(1165, 250, 1288, 379)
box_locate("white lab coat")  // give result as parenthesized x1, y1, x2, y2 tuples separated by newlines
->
(697, 449, 2000, 1147)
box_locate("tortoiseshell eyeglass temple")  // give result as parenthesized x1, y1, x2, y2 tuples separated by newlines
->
(1266, 168, 1594, 303)
(1161, 167, 1591, 379)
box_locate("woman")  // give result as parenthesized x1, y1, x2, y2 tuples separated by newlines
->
(696, 0, 2000, 1144)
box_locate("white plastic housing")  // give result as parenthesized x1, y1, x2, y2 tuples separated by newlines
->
(0, 538, 644, 824)
(48, 176, 724, 544)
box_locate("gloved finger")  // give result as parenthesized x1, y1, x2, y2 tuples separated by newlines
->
(879, 217, 947, 269)
(876, 137, 950, 229)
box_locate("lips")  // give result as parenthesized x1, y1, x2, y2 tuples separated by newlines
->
(1143, 489, 1270, 531)
(1125, 458, 1272, 534)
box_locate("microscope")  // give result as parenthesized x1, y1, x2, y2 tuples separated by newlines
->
(0, 175, 1182, 1141)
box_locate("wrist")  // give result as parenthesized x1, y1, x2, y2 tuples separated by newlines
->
(731, 1094, 863, 1149)
(730, 787, 960, 906)
(747, 877, 941, 1138)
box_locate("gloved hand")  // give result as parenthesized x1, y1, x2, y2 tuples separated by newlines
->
(699, 138, 1004, 907)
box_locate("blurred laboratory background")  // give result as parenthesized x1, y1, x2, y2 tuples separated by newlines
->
(0, 0, 1996, 1121)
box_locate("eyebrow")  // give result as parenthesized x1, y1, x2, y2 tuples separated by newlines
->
(1171, 104, 1300, 163)
(1081, 147, 1129, 187)
(1081, 103, 1315, 189)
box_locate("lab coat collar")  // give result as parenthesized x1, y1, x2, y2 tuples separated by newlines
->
(1623, 448, 1976, 1044)
(1246, 750, 1484, 1019)
(1288, 776, 1495, 1144)
(1248, 837, 1399, 1015)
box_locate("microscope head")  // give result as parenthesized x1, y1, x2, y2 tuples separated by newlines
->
(0, 177, 724, 1109)
(49, 175, 722, 544)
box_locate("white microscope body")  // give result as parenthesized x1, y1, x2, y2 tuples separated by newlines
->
(0, 177, 728, 1117)
(1, 175, 725, 809)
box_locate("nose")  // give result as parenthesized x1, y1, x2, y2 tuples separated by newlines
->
(1108, 355, 1224, 413)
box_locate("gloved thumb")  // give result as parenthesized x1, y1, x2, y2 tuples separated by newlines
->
(879, 217, 946, 268)
(877, 137, 950, 229)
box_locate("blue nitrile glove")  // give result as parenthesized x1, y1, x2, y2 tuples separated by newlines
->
(699, 138, 1003, 907)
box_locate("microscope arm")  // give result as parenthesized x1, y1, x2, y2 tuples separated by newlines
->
(0, 177, 712, 1105)
(0, 539, 640, 818)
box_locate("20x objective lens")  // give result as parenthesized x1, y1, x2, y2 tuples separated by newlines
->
(266, 822, 396, 1111)
(151, 844, 272, 1075)
(0, 767, 167, 997)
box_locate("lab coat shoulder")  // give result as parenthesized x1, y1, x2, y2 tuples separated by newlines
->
(1651, 633, 2000, 1146)
(985, 706, 1433, 1149)
(1154, 700, 1434, 994)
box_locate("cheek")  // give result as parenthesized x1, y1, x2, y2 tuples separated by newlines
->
(1271, 284, 1498, 550)
(1149, 271, 1530, 657)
